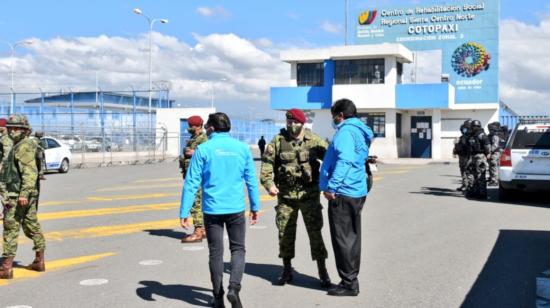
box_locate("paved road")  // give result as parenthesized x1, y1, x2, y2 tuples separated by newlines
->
(1, 161, 549, 308)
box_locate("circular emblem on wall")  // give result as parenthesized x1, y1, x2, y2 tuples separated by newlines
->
(451, 42, 491, 77)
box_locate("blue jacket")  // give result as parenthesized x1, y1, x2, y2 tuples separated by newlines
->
(180, 132, 260, 217)
(320, 118, 374, 198)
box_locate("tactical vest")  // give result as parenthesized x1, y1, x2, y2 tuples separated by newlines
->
(0, 140, 37, 197)
(468, 130, 487, 155)
(275, 131, 320, 188)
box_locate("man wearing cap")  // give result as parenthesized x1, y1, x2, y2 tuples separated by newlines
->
(0, 114, 46, 279)
(179, 115, 209, 243)
(260, 108, 331, 288)
(0, 118, 13, 220)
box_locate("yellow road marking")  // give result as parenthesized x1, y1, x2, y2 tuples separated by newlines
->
(0, 252, 116, 286)
(133, 177, 181, 184)
(38, 202, 179, 221)
(97, 183, 182, 192)
(41, 200, 84, 206)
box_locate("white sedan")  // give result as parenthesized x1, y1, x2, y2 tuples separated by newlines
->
(40, 136, 72, 173)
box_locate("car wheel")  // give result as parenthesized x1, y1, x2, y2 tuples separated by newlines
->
(498, 182, 514, 201)
(59, 158, 70, 173)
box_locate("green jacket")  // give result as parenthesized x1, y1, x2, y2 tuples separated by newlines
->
(179, 132, 208, 178)
(1, 137, 39, 199)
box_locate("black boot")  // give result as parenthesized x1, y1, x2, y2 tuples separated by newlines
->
(227, 283, 242, 308)
(212, 287, 225, 308)
(317, 259, 331, 288)
(277, 258, 293, 285)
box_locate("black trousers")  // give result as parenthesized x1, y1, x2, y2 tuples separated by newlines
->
(204, 211, 246, 295)
(328, 195, 366, 290)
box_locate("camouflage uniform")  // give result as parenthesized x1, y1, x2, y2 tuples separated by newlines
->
(487, 123, 502, 185)
(453, 123, 472, 191)
(29, 133, 46, 179)
(1, 115, 45, 258)
(466, 124, 490, 199)
(179, 132, 208, 229)
(0, 131, 13, 219)
(260, 128, 328, 261)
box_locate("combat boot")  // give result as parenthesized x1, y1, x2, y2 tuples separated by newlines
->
(0, 256, 14, 279)
(317, 259, 331, 288)
(276, 258, 293, 285)
(227, 283, 242, 308)
(182, 227, 204, 243)
(27, 250, 45, 272)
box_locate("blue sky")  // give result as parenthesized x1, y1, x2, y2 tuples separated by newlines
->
(1, 0, 550, 116)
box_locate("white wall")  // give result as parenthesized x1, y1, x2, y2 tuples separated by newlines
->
(310, 109, 334, 141)
(156, 108, 214, 157)
(333, 84, 395, 109)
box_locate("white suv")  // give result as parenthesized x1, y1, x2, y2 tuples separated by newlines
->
(499, 119, 550, 198)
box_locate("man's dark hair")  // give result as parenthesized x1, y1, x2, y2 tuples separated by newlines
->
(206, 112, 231, 132)
(331, 99, 357, 119)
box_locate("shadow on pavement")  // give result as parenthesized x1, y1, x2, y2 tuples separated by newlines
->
(136, 280, 212, 306)
(461, 230, 550, 308)
(144, 229, 187, 240)
(225, 262, 325, 291)
(410, 187, 465, 198)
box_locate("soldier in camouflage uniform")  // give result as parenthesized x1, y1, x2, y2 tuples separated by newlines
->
(260, 108, 331, 288)
(453, 120, 472, 191)
(29, 131, 46, 180)
(0, 118, 13, 220)
(465, 120, 491, 199)
(487, 122, 502, 186)
(179, 115, 208, 243)
(0, 114, 46, 279)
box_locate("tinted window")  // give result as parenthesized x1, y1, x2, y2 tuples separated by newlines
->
(47, 139, 61, 148)
(334, 59, 385, 85)
(512, 129, 550, 149)
(297, 63, 324, 86)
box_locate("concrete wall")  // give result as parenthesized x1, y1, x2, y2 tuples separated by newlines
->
(156, 108, 214, 157)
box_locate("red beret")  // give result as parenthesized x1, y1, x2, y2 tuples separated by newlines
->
(188, 115, 204, 127)
(0, 118, 6, 127)
(286, 108, 306, 124)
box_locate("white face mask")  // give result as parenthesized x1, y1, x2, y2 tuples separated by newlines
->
(332, 119, 344, 130)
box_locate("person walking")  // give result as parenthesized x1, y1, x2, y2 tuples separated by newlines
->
(179, 115, 209, 243)
(180, 112, 260, 308)
(0, 114, 46, 279)
(257, 136, 266, 158)
(320, 99, 373, 297)
(260, 108, 331, 288)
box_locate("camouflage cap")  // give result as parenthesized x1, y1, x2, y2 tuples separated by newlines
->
(6, 114, 30, 129)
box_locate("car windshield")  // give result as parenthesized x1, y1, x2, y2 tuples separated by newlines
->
(512, 129, 550, 149)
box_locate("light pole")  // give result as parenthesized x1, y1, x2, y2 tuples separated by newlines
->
(133, 8, 168, 137)
(200, 78, 227, 110)
(3, 40, 33, 114)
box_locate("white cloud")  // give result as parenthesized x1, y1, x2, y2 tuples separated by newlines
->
(196, 6, 230, 18)
(320, 21, 342, 34)
(0, 33, 288, 119)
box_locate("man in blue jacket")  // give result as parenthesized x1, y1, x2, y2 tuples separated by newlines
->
(180, 112, 260, 308)
(320, 99, 373, 297)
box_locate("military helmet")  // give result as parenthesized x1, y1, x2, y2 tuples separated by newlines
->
(471, 120, 482, 128)
(34, 131, 45, 138)
(463, 119, 473, 127)
(5, 114, 30, 129)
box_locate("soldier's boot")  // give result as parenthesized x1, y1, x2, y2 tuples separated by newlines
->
(317, 259, 331, 288)
(0, 256, 14, 279)
(182, 227, 204, 243)
(276, 258, 293, 285)
(27, 250, 45, 272)
(226, 283, 243, 308)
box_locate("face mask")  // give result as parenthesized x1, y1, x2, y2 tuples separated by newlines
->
(332, 119, 344, 130)
(9, 130, 25, 142)
(187, 127, 196, 134)
(287, 123, 303, 136)
(461, 128, 468, 134)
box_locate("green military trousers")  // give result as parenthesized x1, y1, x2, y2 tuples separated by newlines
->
(190, 187, 203, 228)
(275, 194, 328, 261)
(2, 195, 46, 257)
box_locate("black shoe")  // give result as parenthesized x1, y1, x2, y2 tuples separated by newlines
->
(327, 283, 359, 297)
(456, 186, 465, 191)
(317, 260, 331, 288)
(227, 283, 242, 308)
(212, 292, 225, 308)
(277, 261, 293, 285)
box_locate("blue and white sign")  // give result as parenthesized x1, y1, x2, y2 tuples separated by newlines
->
(355, 0, 499, 104)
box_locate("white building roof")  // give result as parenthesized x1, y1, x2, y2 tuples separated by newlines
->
(281, 43, 414, 63)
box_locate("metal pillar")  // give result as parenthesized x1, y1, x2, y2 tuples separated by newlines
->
(70, 91, 75, 135)
(132, 90, 137, 152)
(100, 91, 106, 164)
(40, 91, 45, 132)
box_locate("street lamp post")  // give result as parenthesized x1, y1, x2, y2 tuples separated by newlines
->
(200, 78, 227, 110)
(133, 8, 168, 143)
(3, 40, 33, 114)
